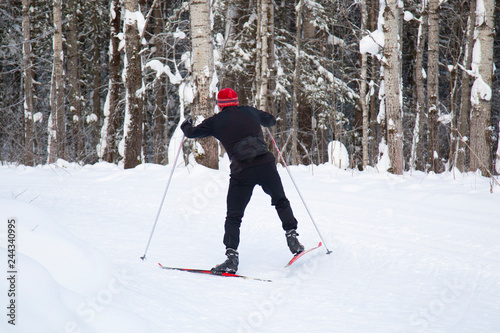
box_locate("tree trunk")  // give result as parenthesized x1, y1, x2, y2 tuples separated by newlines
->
(22, 0, 35, 166)
(360, 0, 369, 169)
(267, 0, 275, 117)
(190, 0, 218, 169)
(122, 0, 144, 169)
(291, 0, 304, 165)
(67, 0, 83, 161)
(255, 0, 270, 111)
(469, 0, 494, 174)
(48, 0, 65, 163)
(382, 0, 403, 174)
(427, 0, 441, 173)
(90, 3, 103, 164)
(297, 8, 315, 165)
(99, 0, 122, 163)
(153, 1, 166, 165)
(219, 1, 238, 91)
(410, 1, 428, 171)
(455, 0, 476, 172)
(446, 18, 462, 169)
(369, 0, 379, 166)
(265, 0, 277, 153)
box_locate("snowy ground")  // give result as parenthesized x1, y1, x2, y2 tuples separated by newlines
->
(1, 158, 499, 333)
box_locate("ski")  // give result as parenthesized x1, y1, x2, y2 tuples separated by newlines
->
(284, 242, 323, 268)
(158, 263, 272, 282)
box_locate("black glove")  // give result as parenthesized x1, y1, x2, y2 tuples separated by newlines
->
(181, 117, 193, 133)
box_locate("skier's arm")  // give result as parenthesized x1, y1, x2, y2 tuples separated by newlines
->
(256, 110, 276, 127)
(181, 117, 214, 138)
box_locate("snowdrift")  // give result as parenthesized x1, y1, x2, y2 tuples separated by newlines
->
(0, 199, 149, 333)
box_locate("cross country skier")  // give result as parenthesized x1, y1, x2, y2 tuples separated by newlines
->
(181, 88, 304, 274)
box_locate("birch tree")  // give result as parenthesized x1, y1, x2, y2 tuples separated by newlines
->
(469, 0, 494, 174)
(382, 0, 403, 174)
(255, 0, 271, 111)
(190, 0, 218, 169)
(360, 0, 369, 169)
(48, 0, 65, 163)
(255, 0, 276, 149)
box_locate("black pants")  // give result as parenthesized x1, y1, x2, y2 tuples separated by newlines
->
(223, 162, 298, 250)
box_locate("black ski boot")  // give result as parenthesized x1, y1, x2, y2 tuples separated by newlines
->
(286, 229, 304, 255)
(211, 248, 239, 274)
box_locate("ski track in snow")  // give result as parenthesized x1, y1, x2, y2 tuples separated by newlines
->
(1, 162, 499, 332)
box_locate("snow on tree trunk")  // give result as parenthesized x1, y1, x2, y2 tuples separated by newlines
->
(22, 0, 35, 166)
(469, 0, 494, 174)
(98, 0, 122, 163)
(122, 0, 145, 169)
(427, 0, 441, 173)
(382, 0, 403, 174)
(48, 0, 65, 163)
(189, 0, 218, 169)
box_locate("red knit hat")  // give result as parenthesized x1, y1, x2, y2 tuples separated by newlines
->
(217, 88, 239, 107)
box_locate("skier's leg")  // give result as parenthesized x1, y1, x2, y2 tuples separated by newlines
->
(258, 163, 303, 254)
(258, 163, 298, 231)
(224, 171, 255, 250)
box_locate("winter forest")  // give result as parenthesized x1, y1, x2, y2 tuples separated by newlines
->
(0, 0, 499, 175)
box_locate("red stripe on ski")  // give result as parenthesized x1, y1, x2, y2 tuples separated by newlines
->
(158, 263, 272, 282)
(284, 242, 322, 268)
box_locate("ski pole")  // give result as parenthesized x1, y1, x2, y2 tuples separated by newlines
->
(141, 134, 185, 260)
(266, 128, 332, 254)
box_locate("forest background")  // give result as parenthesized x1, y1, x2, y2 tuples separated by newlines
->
(0, 0, 499, 175)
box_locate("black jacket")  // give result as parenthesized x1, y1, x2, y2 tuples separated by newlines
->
(181, 105, 276, 174)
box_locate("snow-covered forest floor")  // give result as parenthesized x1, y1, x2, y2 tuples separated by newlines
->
(1, 159, 499, 332)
